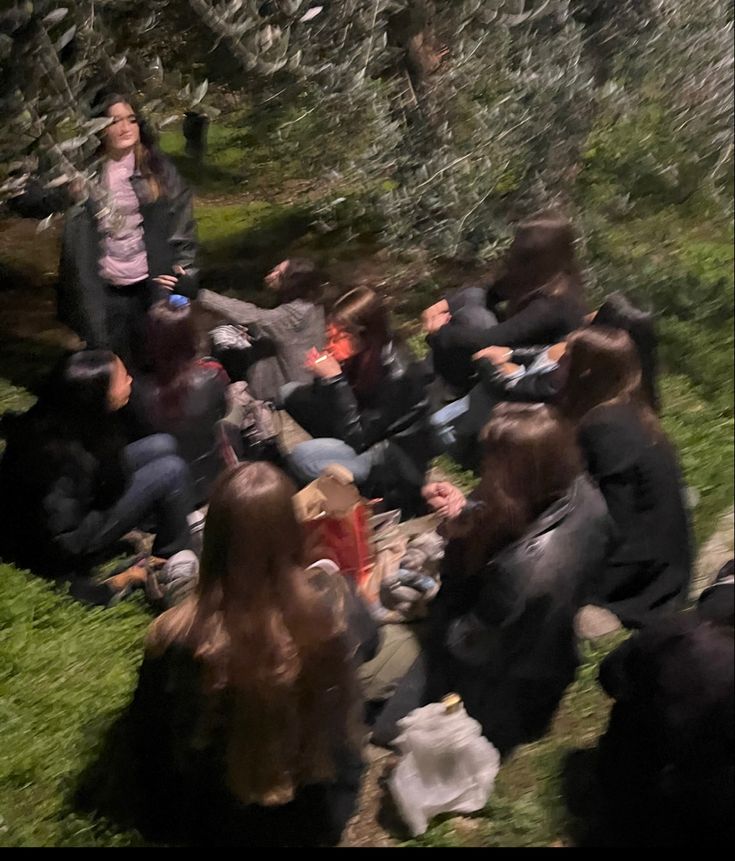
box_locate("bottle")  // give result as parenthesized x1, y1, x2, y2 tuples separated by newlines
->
(388, 694, 501, 836)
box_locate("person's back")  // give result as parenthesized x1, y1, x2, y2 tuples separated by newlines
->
(579, 401, 692, 625)
(558, 327, 692, 627)
(433, 473, 612, 755)
(127, 462, 367, 845)
(598, 611, 734, 846)
(130, 358, 228, 504)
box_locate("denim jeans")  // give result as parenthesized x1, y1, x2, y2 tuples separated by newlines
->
(287, 438, 384, 487)
(88, 433, 195, 559)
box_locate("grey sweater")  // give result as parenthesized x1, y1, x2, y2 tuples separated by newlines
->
(198, 288, 325, 401)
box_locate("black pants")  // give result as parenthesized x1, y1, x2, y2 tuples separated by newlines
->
(103, 280, 163, 370)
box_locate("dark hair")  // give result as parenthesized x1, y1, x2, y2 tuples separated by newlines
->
(461, 403, 583, 576)
(593, 292, 660, 411)
(147, 461, 363, 806)
(39, 350, 127, 506)
(146, 297, 198, 421)
(94, 93, 167, 201)
(329, 287, 392, 403)
(558, 327, 663, 439)
(495, 214, 587, 315)
(277, 258, 324, 303)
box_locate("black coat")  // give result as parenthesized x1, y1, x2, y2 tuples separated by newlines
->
(127, 359, 229, 504)
(372, 476, 614, 754)
(578, 403, 693, 627)
(14, 156, 198, 346)
(0, 408, 128, 575)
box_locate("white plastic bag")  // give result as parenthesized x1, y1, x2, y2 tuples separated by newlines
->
(388, 695, 501, 836)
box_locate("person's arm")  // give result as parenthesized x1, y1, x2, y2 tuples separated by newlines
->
(6, 180, 72, 219)
(475, 356, 560, 402)
(198, 289, 306, 338)
(429, 295, 558, 353)
(161, 163, 199, 297)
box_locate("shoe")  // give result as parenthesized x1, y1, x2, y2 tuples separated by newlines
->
(187, 509, 207, 558)
(145, 550, 200, 610)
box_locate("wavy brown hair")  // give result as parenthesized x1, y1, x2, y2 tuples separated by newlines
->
(461, 403, 583, 576)
(495, 214, 587, 315)
(146, 462, 363, 807)
(557, 326, 663, 438)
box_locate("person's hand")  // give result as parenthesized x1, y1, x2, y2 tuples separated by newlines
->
(307, 351, 342, 379)
(422, 481, 466, 519)
(547, 341, 567, 363)
(154, 264, 186, 291)
(473, 345, 512, 365)
(422, 299, 451, 334)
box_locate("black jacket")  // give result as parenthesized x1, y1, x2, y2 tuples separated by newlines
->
(426, 474, 613, 755)
(578, 403, 693, 627)
(12, 157, 198, 346)
(127, 359, 229, 504)
(597, 613, 734, 846)
(0, 409, 128, 575)
(285, 342, 434, 516)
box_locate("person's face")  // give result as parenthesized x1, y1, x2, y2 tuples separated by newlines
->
(103, 102, 140, 157)
(264, 260, 290, 293)
(107, 358, 133, 411)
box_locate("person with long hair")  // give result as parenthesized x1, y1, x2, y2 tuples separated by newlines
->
(557, 327, 692, 627)
(128, 294, 229, 504)
(432, 291, 660, 473)
(283, 287, 433, 516)
(424, 214, 589, 395)
(128, 461, 375, 845)
(0, 350, 195, 605)
(372, 403, 613, 755)
(13, 94, 198, 368)
(198, 258, 326, 401)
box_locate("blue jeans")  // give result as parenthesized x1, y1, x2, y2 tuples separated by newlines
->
(88, 434, 195, 559)
(287, 438, 383, 487)
(429, 395, 471, 450)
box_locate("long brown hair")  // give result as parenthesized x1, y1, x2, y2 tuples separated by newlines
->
(146, 462, 363, 806)
(330, 286, 392, 403)
(145, 297, 198, 421)
(496, 214, 586, 315)
(462, 403, 583, 576)
(557, 327, 663, 437)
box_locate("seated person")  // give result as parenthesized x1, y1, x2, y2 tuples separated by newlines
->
(127, 294, 229, 505)
(283, 287, 434, 518)
(476, 292, 659, 408)
(198, 258, 326, 402)
(432, 292, 659, 471)
(127, 461, 377, 846)
(423, 214, 589, 395)
(0, 351, 195, 606)
(597, 603, 734, 846)
(372, 403, 613, 756)
(557, 327, 692, 628)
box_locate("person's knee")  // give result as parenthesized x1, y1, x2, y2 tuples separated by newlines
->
(155, 454, 192, 491)
(148, 433, 179, 457)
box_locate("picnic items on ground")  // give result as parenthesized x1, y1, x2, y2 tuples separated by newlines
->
(388, 694, 501, 836)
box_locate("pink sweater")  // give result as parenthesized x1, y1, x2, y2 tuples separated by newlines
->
(98, 151, 149, 286)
